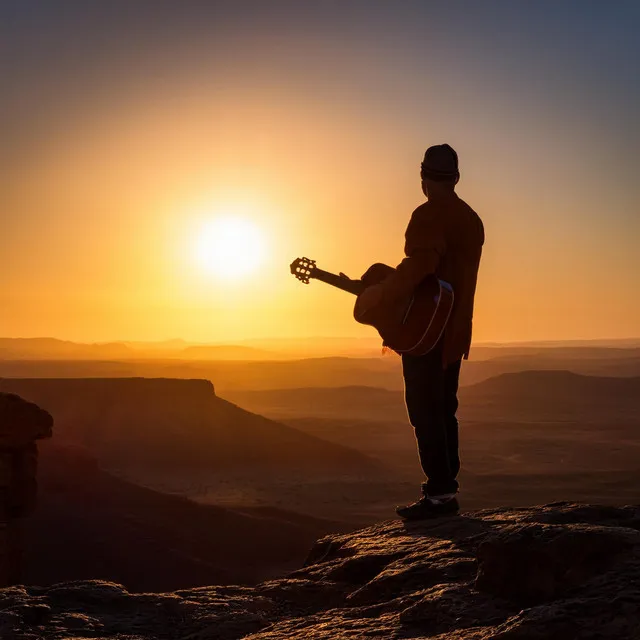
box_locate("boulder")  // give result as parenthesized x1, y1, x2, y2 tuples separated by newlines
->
(0, 392, 53, 586)
(475, 522, 639, 604)
(0, 393, 53, 449)
(0, 392, 53, 519)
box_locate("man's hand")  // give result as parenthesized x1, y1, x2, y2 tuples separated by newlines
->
(360, 265, 377, 287)
(360, 263, 395, 287)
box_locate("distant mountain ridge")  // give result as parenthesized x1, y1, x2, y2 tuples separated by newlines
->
(0, 337, 134, 360)
(3, 335, 638, 363)
(467, 368, 640, 392)
(463, 369, 640, 422)
(0, 377, 383, 478)
(471, 345, 640, 361)
(1, 340, 639, 394)
(180, 345, 274, 360)
(0, 338, 275, 361)
(225, 370, 640, 424)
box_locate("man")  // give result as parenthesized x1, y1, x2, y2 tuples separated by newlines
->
(370, 144, 484, 520)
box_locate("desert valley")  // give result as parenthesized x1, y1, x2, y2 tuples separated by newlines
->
(0, 337, 638, 592)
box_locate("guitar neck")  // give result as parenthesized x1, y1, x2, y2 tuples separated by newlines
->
(312, 268, 365, 296)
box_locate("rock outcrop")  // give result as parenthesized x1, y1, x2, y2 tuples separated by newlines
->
(1, 502, 639, 639)
(0, 393, 53, 448)
(0, 393, 53, 587)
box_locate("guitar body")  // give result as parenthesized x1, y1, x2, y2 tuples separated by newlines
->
(290, 257, 454, 357)
(353, 263, 454, 356)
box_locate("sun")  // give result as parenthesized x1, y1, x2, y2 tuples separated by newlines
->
(194, 216, 266, 280)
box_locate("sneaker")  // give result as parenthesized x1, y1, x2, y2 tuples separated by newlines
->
(396, 494, 459, 521)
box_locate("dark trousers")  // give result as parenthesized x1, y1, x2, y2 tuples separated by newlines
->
(402, 345, 462, 497)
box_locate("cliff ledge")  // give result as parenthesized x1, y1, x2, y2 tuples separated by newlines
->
(1, 501, 639, 639)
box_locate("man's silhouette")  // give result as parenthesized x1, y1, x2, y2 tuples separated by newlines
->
(373, 144, 484, 519)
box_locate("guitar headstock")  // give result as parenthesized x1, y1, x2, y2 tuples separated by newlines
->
(290, 257, 316, 284)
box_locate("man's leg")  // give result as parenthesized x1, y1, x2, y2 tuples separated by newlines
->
(443, 359, 462, 481)
(401, 349, 459, 497)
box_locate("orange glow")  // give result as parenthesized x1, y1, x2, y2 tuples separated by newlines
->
(1, 40, 638, 346)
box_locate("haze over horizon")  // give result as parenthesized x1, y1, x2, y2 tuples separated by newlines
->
(2, 1, 639, 344)
(2, 334, 640, 348)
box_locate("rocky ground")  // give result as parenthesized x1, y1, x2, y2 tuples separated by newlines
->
(1, 502, 639, 639)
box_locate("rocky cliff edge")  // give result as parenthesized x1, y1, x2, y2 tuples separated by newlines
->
(1, 502, 639, 639)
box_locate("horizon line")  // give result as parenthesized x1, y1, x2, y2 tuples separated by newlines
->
(1, 335, 639, 348)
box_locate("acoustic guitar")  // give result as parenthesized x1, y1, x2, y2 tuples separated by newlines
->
(290, 257, 454, 356)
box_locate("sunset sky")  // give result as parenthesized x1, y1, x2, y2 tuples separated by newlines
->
(1, 1, 638, 345)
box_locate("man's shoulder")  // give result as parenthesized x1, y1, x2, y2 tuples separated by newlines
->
(409, 195, 483, 231)
(411, 200, 431, 214)
(454, 196, 485, 244)
(409, 200, 438, 223)
(456, 195, 481, 217)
